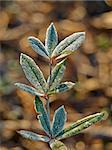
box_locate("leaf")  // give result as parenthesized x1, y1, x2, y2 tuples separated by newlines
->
(45, 23, 58, 56)
(52, 106, 67, 137)
(35, 96, 52, 136)
(55, 51, 72, 60)
(15, 83, 44, 96)
(52, 32, 85, 59)
(57, 111, 106, 140)
(48, 82, 75, 94)
(47, 59, 66, 90)
(20, 53, 46, 92)
(28, 36, 49, 59)
(49, 140, 67, 150)
(18, 130, 50, 142)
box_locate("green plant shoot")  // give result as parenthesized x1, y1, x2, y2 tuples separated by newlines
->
(15, 23, 107, 150)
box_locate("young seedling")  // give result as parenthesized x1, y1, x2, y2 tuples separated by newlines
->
(15, 23, 107, 150)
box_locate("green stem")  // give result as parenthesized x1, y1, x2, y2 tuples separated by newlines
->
(45, 59, 53, 119)
(49, 59, 53, 89)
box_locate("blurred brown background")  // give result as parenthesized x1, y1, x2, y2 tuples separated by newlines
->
(0, 0, 112, 150)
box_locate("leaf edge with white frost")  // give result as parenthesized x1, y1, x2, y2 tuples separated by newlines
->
(45, 23, 58, 56)
(15, 83, 44, 96)
(17, 130, 50, 142)
(52, 105, 67, 137)
(48, 82, 75, 94)
(35, 96, 52, 136)
(52, 32, 85, 59)
(20, 53, 46, 92)
(47, 59, 66, 90)
(28, 36, 49, 59)
(56, 111, 106, 140)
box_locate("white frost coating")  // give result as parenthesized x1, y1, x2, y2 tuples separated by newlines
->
(52, 32, 85, 58)
(20, 53, 47, 92)
(52, 106, 67, 136)
(15, 83, 44, 96)
(28, 36, 49, 58)
(45, 23, 58, 56)
(18, 130, 50, 142)
(53, 82, 75, 93)
(47, 59, 66, 90)
(35, 96, 52, 136)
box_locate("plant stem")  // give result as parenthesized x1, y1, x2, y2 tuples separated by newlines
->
(46, 59, 53, 119)
(49, 59, 53, 89)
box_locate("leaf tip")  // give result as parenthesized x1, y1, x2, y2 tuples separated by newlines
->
(81, 31, 85, 35)
(70, 82, 75, 86)
(50, 22, 54, 26)
(57, 105, 67, 115)
(17, 130, 23, 135)
(80, 31, 86, 39)
(20, 53, 24, 63)
(67, 82, 75, 89)
(77, 31, 85, 37)
(101, 110, 108, 120)
(28, 36, 42, 47)
(20, 53, 28, 65)
(28, 36, 35, 43)
(20, 52, 26, 59)
(14, 82, 17, 85)
(61, 105, 65, 109)
(49, 22, 55, 29)
(20, 52, 24, 58)
(14, 82, 19, 87)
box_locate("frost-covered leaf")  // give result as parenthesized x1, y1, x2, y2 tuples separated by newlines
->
(52, 106, 67, 137)
(52, 32, 85, 59)
(18, 130, 50, 142)
(20, 53, 46, 92)
(35, 96, 52, 136)
(28, 36, 49, 59)
(57, 111, 106, 140)
(15, 83, 44, 96)
(49, 140, 67, 150)
(47, 59, 66, 90)
(45, 23, 58, 56)
(48, 82, 75, 94)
